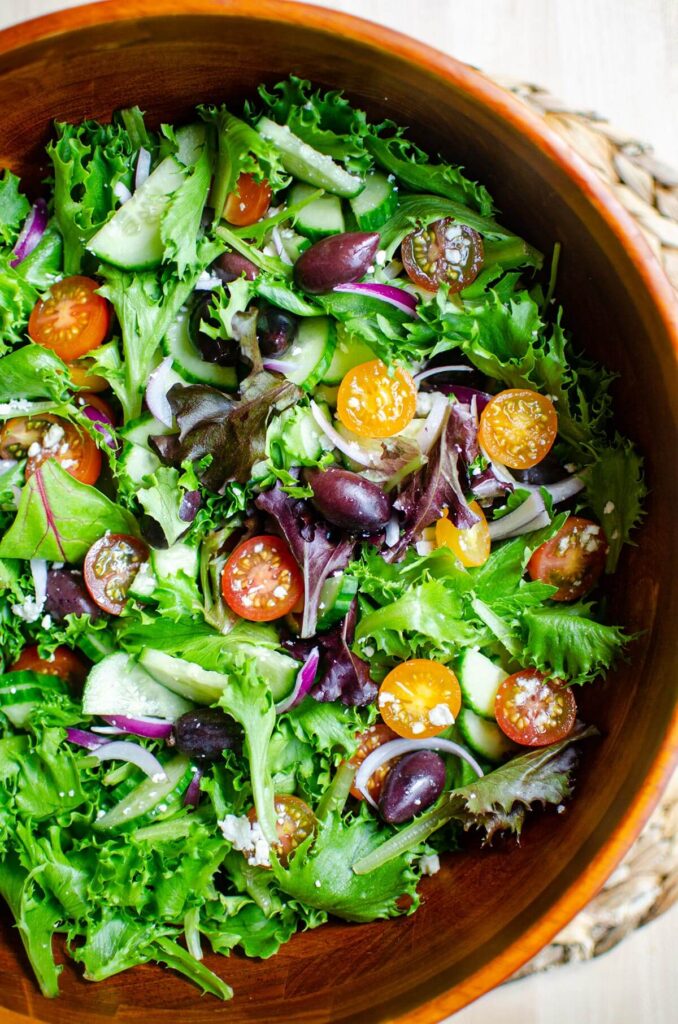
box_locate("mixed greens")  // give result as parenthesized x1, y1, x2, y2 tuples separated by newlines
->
(0, 77, 645, 1000)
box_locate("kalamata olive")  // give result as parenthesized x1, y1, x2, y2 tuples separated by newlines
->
(212, 251, 259, 283)
(189, 293, 239, 367)
(306, 468, 391, 533)
(378, 750, 446, 824)
(513, 450, 565, 486)
(257, 305, 298, 356)
(179, 489, 202, 523)
(172, 708, 243, 762)
(45, 568, 101, 621)
(294, 231, 380, 294)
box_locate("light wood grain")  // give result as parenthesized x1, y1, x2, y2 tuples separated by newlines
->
(0, 3, 676, 1024)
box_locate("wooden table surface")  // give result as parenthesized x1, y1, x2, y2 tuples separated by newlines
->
(1, 2, 676, 1023)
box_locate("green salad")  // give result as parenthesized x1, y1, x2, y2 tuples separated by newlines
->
(0, 77, 645, 1000)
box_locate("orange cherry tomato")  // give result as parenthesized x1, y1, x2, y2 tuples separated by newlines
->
(435, 500, 491, 567)
(247, 794, 317, 867)
(378, 659, 462, 740)
(223, 173, 272, 226)
(10, 645, 88, 687)
(495, 669, 576, 747)
(67, 358, 109, 392)
(478, 389, 558, 470)
(28, 276, 110, 360)
(528, 517, 608, 601)
(221, 535, 303, 622)
(337, 359, 417, 438)
(348, 722, 399, 801)
(0, 413, 102, 485)
(83, 534, 149, 616)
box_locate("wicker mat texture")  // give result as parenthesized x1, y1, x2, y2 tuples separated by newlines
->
(486, 76, 678, 978)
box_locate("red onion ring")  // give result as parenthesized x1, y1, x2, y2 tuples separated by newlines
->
(275, 648, 320, 714)
(333, 281, 419, 316)
(10, 199, 48, 267)
(89, 740, 167, 780)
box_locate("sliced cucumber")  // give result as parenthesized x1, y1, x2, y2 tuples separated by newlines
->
(163, 312, 238, 390)
(244, 648, 297, 703)
(257, 117, 364, 198)
(94, 755, 192, 831)
(456, 649, 508, 720)
(74, 630, 116, 664)
(152, 542, 199, 581)
(457, 707, 515, 763)
(118, 443, 160, 487)
(286, 316, 336, 389)
(82, 653, 193, 719)
(140, 649, 226, 704)
(321, 327, 376, 385)
(316, 573, 359, 631)
(127, 562, 158, 603)
(279, 229, 310, 263)
(349, 172, 398, 230)
(0, 671, 65, 697)
(119, 413, 171, 448)
(290, 183, 345, 242)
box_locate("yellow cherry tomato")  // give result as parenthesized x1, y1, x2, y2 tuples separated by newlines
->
(337, 359, 417, 438)
(378, 659, 462, 739)
(435, 500, 491, 567)
(478, 388, 557, 470)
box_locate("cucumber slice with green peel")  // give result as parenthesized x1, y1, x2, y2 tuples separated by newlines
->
(151, 543, 199, 581)
(0, 685, 54, 708)
(290, 184, 345, 242)
(244, 648, 298, 703)
(279, 229, 311, 263)
(118, 443, 160, 487)
(321, 328, 376, 385)
(162, 313, 238, 390)
(350, 172, 398, 230)
(316, 573, 359, 631)
(82, 653, 193, 719)
(73, 630, 116, 664)
(456, 649, 508, 720)
(457, 707, 515, 763)
(0, 671, 66, 696)
(286, 316, 336, 389)
(119, 412, 172, 448)
(140, 649, 227, 704)
(257, 117, 364, 198)
(94, 755, 192, 831)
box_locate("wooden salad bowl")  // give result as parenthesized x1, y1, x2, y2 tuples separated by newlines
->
(0, 2, 676, 1021)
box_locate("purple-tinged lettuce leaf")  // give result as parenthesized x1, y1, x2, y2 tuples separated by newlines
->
(444, 399, 511, 502)
(255, 483, 355, 638)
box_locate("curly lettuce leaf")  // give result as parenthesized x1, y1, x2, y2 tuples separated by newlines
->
(0, 344, 69, 401)
(160, 127, 213, 276)
(0, 255, 39, 353)
(582, 439, 646, 571)
(0, 170, 30, 246)
(521, 604, 629, 684)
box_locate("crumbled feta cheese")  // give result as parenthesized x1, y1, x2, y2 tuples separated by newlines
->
(428, 703, 455, 727)
(375, 249, 387, 266)
(27, 442, 41, 458)
(419, 853, 441, 876)
(42, 423, 65, 449)
(361, 645, 375, 657)
(41, 614, 52, 629)
(603, 501, 615, 515)
(219, 814, 271, 867)
(194, 270, 224, 290)
(411, 721, 425, 735)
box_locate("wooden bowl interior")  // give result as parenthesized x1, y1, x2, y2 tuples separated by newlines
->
(0, 5, 676, 1022)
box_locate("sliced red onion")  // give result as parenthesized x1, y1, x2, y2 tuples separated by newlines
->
(355, 737, 484, 809)
(275, 647, 320, 714)
(384, 514, 400, 548)
(488, 492, 547, 541)
(414, 365, 475, 386)
(262, 358, 297, 375)
(10, 199, 48, 267)
(113, 181, 132, 205)
(81, 404, 117, 450)
(91, 725, 127, 736)
(146, 356, 186, 427)
(270, 225, 293, 266)
(101, 714, 174, 739)
(184, 767, 204, 808)
(309, 401, 378, 467)
(333, 281, 419, 317)
(90, 740, 167, 780)
(135, 147, 151, 189)
(66, 727, 106, 750)
(416, 392, 449, 455)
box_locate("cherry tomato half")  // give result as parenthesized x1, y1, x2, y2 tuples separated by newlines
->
(348, 722, 399, 801)
(528, 517, 608, 601)
(495, 669, 576, 747)
(74, 392, 115, 422)
(28, 276, 110, 360)
(337, 359, 417, 438)
(401, 218, 484, 294)
(247, 794, 317, 867)
(435, 500, 491, 567)
(83, 534, 149, 616)
(67, 358, 109, 393)
(478, 388, 558, 470)
(378, 659, 462, 740)
(223, 173, 272, 226)
(221, 535, 303, 622)
(10, 645, 87, 687)
(0, 413, 102, 485)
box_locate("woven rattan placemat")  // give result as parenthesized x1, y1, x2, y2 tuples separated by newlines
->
(488, 77, 678, 976)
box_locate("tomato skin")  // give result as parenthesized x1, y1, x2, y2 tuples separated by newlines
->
(435, 500, 491, 567)
(528, 517, 608, 601)
(337, 359, 417, 439)
(401, 218, 484, 293)
(0, 413, 102, 485)
(28, 276, 110, 360)
(348, 723, 399, 801)
(83, 534, 149, 616)
(478, 389, 558, 470)
(247, 794, 317, 867)
(378, 659, 462, 740)
(10, 645, 87, 687)
(223, 173, 272, 226)
(67, 359, 109, 392)
(495, 670, 576, 747)
(221, 535, 303, 622)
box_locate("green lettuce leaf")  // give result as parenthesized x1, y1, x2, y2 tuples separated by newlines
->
(160, 128, 213, 276)
(0, 854, 63, 997)
(0, 254, 39, 353)
(582, 439, 646, 571)
(521, 605, 629, 684)
(0, 170, 30, 246)
(0, 344, 69, 401)
(137, 466, 188, 547)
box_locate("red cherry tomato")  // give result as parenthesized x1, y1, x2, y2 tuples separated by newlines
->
(247, 794, 317, 867)
(495, 669, 576, 747)
(0, 413, 102, 485)
(348, 722, 399, 801)
(223, 173, 272, 226)
(28, 276, 110, 360)
(10, 645, 87, 687)
(221, 535, 303, 622)
(528, 517, 608, 601)
(401, 218, 484, 293)
(83, 534, 149, 616)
